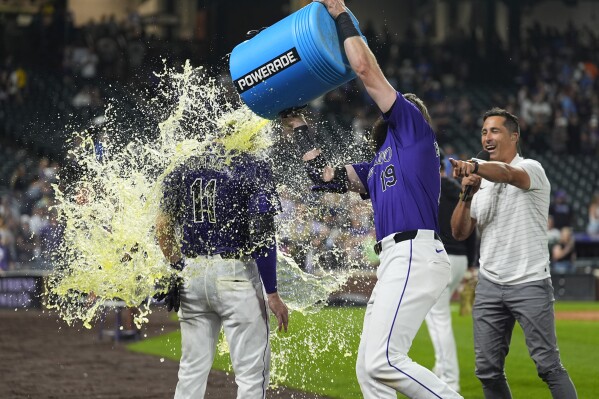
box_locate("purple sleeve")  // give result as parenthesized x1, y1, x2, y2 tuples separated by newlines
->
(351, 161, 371, 200)
(252, 238, 277, 294)
(384, 92, 434, 148)
(248, 160, 281, 215)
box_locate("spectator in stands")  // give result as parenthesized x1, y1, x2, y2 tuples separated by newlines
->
(0, 232, 11, 272)
(547, 215, 561, 247)
(0, 69, 8, 103)
(15, 215, 39, 263)
(587, 193, 599, 236)
(10, 164, 29, 193)
(0, 195, 21, 227)
(39, 209, 63, 270)
(529, 92, 552, 125)
(549, 190, 573, 229)
(7, 64, 27, 104)
(551, 109, 569, 154)
(551, 227, 576, 274)
(0, 217, 15, 271)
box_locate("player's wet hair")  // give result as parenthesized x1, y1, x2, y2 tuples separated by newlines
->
(404, 93, 432, 126)
(370, 116, 388, 153)
(369, 93, 432, 153)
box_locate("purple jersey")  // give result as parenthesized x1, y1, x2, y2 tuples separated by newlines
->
(352, 92, 441, 241)
(161, 151, 281, 256)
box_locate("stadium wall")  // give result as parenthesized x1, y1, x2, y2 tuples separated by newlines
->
(521, 0, 599, 32)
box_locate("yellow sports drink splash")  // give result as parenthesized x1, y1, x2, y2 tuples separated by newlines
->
(45, 61, 366, 388)
(46, 61, 351, 328)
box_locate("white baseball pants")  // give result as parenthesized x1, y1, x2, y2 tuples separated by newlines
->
(174, 255, 270, 399)
(425, 253, 468, 392)
(356, 230, 463, 399)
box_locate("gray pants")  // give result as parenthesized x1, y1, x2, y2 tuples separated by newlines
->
(473, 276, 578, 399)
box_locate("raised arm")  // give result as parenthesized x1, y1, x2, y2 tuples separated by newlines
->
(316, 0, 396, 113)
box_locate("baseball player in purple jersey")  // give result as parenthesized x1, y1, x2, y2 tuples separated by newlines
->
(279, 1, 462, 397)
(154, 141, 288, 398)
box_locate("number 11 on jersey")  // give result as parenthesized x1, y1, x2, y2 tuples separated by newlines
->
(192, 178, 217, 223)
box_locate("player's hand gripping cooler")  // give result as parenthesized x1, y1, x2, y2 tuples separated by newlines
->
(229, 2, 365, 119)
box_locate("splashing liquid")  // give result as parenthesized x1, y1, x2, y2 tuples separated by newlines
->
(46, 60, 362, 387)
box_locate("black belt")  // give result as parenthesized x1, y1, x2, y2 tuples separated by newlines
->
(184, 251, 242, 260)
(373, 230, 442, 255)
(219, 251, 242, 259)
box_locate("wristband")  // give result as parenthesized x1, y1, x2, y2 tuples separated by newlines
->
(311, 165, 349, 194)
(305, 154, 328, 185)
(335, 12, 360, 42)
(331, 165, 349, 193)
(293, 125, 318, 155)
(471, 160, 479, 175)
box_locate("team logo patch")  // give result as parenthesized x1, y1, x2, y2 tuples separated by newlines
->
(234, 48, 301, 93)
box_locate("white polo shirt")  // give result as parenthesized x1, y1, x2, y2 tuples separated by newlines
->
(471, 155, 551, 285)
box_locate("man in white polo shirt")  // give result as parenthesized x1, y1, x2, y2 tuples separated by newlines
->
(449, 108, 578, 399)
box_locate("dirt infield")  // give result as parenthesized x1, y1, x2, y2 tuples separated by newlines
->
(554, 310, 599, 321)
(0, 307, 328, 399)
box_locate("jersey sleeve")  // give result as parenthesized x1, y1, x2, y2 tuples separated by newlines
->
(248, 159, 282, 215)
(350, 161, 371, 200)
(384, 92, 434, 148)
(518, 159, 550, 191)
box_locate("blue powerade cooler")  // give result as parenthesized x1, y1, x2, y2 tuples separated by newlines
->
(229, 2, 364, 119)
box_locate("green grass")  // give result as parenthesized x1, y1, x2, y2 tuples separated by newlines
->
(128, 302, 599, 398)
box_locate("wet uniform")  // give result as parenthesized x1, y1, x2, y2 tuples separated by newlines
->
(161, 150, 281, 399)
(351, 93, 462, 398)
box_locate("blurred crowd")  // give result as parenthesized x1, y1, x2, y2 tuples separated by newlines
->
(1, 14, 599, 273)
(0, 144, 63, 272)
(514, 23, 599, 156)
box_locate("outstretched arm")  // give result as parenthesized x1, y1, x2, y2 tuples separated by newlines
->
(281, 113, 366, 193)
(316, 0, 396, 113)
(303, 149, 366, 193)
(450, 158, 531, 190)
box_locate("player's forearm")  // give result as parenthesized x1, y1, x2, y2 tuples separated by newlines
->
(451, 202, 475, 241)
(330, 6, 371, 77)
(345, 165, 367, 193)
(156, 213, 182, 263)
(343, 36, 375, 81)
